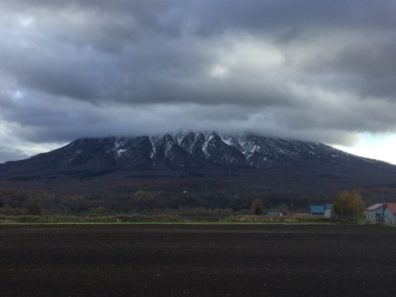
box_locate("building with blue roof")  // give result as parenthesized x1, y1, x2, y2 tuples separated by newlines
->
(309, 204, 333, 217)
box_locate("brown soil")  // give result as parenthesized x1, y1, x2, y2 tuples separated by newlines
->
(1, 224, 396, 297)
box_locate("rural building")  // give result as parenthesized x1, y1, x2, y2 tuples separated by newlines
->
(309, 204, 333, 218)
(384, 204, 396, 224)
(266, 211, 283, 217)
(366, 203, 396, 224)
(366, 203, 385, 222)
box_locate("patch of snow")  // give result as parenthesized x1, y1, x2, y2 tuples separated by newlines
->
(202, 134, 216, 156)
(113, 138, 126, 151)
(252, 145, 261, 153)
(164, 139, 174, 157)
(149, 137, 156, 159)
(207, 133, 216, 142)
(183, 133, 203, 155)
(116, 148, 127, 157)
(273, 146, 285, 154)
(221, 135, 243, 150)
(194, 132, 203, 141)
(239, 139, 262, 156)
(175, 134, 184, 146)
(221, 136, 233, 146)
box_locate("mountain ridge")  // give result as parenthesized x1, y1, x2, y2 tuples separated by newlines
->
(2, 131, 387, 169)
(0, 131, 395, 203)
(0, 131, 396, 211)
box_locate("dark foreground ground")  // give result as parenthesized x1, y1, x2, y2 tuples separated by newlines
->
(1, 224, 396, 297)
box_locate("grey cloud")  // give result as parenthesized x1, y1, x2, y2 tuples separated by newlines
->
(1, 0, 396, 161)
(4, 0, 396, 41)
(314, 39, 396, 100)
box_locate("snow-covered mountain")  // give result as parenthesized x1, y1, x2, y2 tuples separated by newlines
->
(0, 132, 395, 193)
(7, 131, 375, 168)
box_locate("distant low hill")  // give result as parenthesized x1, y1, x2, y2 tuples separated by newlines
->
(1, 132, 396, 211)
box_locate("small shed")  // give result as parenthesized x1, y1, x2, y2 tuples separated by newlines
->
(309, 204, 333, 217)
(266, 211, 283, 217)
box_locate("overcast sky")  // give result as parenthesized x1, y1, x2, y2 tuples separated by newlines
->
(1, 0, 396, 164)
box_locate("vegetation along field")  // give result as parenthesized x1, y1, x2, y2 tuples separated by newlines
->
(1, 224, 396, 297)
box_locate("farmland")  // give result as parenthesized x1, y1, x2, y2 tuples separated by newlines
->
(1, 224, 396, 297)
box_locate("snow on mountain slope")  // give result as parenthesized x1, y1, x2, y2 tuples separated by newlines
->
(0, 131, 394, 183)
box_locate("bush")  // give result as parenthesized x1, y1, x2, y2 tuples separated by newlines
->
(251, 198, 264, 215)
(91, 206, 108, 216)
(333, 190, 365, 221)
(26, 198, 43, 215)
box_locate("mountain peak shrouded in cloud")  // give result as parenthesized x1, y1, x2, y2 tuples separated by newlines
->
(2, 132, 396, 201)
(1, 0, 396, 163)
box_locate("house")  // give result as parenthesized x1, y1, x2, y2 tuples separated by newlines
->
(366, 203, 396, 224)
(309, 204, 333, 218)
(366, 203, 385, 223)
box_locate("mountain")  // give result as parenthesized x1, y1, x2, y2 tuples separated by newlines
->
(1, 132, 396, 204)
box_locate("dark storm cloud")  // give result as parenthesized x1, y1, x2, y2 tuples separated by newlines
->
(306, 39, 396, 100)
(1, 0, 396, 161)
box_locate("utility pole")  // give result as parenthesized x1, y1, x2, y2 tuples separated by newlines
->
(382, 189, 386, 224)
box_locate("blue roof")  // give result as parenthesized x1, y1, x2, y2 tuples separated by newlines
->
(310, 204, 333, 214)
(310, 205, 325, 214)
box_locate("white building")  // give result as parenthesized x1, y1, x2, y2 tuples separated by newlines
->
(366, 203, 396, 224)
(366, 203, 384, 222)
